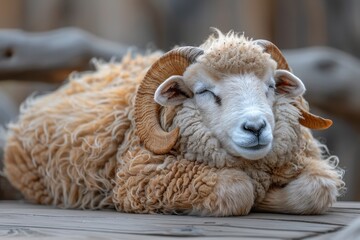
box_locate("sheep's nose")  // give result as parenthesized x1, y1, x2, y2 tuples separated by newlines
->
(242, 120, 266, 137)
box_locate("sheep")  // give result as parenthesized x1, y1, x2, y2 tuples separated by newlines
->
(3, 30, 344, 216)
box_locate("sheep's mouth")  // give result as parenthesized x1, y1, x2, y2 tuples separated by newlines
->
(232, 138, 271, 151)
(228, 138, 272, 158)
(236, 143, 272, 160)
(242, 144, 268, 151)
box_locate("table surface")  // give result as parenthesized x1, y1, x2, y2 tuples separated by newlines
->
(0, 201, 359, 240)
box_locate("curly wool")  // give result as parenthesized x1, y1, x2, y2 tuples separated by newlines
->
(199, 29, 277, 78)
(4, 53, 162, 209)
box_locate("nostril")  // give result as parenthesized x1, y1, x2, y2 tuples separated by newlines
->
(243, 123, 256, 133)
(259, 120, 266, 131)
(243, 120, 266, 136)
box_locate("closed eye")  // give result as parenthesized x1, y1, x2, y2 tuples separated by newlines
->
(195, 89, 222, 105)
(266, 84, 276, 98)
(195, 89, 211, 95)
(269, 84, 275, 89)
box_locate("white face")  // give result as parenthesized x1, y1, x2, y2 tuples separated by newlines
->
(191, 70, 276, 160)
(154, 65, 305, 160)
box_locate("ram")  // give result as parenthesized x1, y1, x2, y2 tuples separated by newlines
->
(3, 30, 344, 216)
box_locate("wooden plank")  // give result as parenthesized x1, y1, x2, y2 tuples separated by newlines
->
(246, 210, 359, 226)
(306, 232, 339, 240)
(328, 208, 360, 214)
(0, 214, 315, 239)
(0, 205, 339, 232)
(334, 201, 360, 209)
(0, 208, 339, 233)
(0, 226, 282, 240)
(0, 201, 359, 239)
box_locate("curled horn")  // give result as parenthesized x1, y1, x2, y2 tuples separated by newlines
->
(134, 47, 204, 154)
(254, 39, 291, 70)
(254, 39, 333, 130)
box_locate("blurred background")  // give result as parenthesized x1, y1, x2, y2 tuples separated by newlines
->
(0, 0, 359, 201)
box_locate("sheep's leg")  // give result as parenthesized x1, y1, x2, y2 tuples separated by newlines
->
(4, 136, 53, 204)
(113, 157, 254, 216)
(189, 168, 254, 216)
(255, 159, 344, 214)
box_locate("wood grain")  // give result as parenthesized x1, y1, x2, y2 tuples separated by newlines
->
(0, 201, 359, 239)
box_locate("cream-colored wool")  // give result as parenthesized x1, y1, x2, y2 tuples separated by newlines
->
(4, 54, 161, 209)
(199, 29, 277, 78)
(3, 31, 344, 216)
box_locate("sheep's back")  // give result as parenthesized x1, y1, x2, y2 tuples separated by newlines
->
(3, 52, 161, 209)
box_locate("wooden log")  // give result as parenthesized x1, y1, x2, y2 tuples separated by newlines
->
(284, 47, 360, 129)
(0, 28, 131, 82)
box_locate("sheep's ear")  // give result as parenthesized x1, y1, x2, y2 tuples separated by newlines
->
(154, 75, 193, 106)
(274, 70, 306, 97)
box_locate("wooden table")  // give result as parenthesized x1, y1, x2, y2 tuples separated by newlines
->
(0, 201, 359, 239)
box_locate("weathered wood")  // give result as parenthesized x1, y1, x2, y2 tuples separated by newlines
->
(332, 201, 360, 209)
(0, 201, 359, 239)
(0, 28, 130, 82)
(284, 47, 360, 129)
